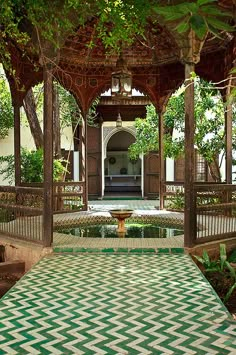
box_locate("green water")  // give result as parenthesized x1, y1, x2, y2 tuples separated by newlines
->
(57, 223, 183, 238)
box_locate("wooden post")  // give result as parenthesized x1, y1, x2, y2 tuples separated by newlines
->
(184, 63, 196, 248)
(224, 91, 233, 216)
(43, 66, 53, 247)
(80, 114, 88, 210)
(158, 110, 165, 209)
(14, 104, 21, 186)
(225, 101, 232, 185)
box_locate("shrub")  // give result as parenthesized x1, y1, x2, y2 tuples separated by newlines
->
(194, 244, 236, 304)
(0, 148, 68, 184)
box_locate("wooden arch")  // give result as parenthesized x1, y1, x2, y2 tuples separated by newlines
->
(2, 0, 235, 247)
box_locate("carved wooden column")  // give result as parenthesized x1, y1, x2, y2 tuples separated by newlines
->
(225, 102, 232, 184)
(178, 29, 205, 248)
(80, 114, 88, 210)
(223, 70, 234, 215)
(224, 65, 235, 185)
(184, 62, 196, 247)
(43, 66, 53, 247)
(158, 109, 165, 210)
(13, 103, 21, 186)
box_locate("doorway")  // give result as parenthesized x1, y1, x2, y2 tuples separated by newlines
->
(104, 130, 142, 197)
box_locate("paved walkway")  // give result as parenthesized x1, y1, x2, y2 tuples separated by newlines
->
(89, 199, 160, 211)
(0, 253, 236, 355)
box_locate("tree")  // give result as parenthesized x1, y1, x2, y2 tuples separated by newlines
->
(23, 88, 44, 149)
(0, 71, 14, 139)
(128, 105, 159, 160)
(164, 80, 227, 181)
(129, 78, 236, 182)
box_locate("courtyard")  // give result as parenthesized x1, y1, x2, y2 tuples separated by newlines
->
(0, 1, 235, 354)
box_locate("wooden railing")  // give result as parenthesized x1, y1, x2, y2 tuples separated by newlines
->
(163, 181, 184, 210)
(2, 181, 235, 247)
(53, 181, 86, 213)
(194, 184, 236, 244)
(0, 181, 86, 245)
(21, 181, 87, 213)
(0, 186, 44, 243)
(163, 181, 236, 246)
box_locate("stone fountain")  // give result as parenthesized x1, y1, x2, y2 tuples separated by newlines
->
(109, 209, 134, 237)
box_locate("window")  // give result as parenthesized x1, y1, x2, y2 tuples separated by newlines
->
(195, 152, 206, 181)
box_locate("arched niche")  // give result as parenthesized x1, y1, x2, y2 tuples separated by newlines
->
(103, 128, 142, 194)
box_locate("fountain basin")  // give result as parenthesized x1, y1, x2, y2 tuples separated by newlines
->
(109, 209, 134, 220)
(109, 209, 134, 236)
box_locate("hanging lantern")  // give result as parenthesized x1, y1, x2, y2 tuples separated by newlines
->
(116, 112, 122, 127)
(111, 54, 132, 99)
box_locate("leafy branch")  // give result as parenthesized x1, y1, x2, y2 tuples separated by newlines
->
(154, 0, 235, 40)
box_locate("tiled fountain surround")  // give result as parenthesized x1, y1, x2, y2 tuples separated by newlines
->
(53, 200, 185, 252)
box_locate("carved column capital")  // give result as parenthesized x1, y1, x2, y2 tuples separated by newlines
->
(179, 29, 206, 65)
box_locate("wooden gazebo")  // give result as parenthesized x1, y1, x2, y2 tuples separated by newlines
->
(0, 0, 235, 248)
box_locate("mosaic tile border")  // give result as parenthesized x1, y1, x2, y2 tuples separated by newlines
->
(53, 246, 185, 254)
(54, 215, 184, 230)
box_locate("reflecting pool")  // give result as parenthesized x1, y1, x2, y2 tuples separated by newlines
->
(57, 223, 183, 238)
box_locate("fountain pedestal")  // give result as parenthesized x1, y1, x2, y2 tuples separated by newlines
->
(109, 209, 134, 237)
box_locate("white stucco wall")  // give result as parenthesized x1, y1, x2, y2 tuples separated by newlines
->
(165, 158, 175, 181)
(0, 123, 74, 185)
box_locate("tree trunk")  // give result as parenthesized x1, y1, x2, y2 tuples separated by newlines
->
(72, 116, 80, 152)
(23, 88, 44, 149)
(53, 83, 61, 158)
(208, 157, 221, 182)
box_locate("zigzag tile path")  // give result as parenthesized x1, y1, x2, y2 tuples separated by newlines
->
(0, 254, 236, 355)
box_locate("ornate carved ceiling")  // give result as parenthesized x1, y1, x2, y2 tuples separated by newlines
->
(5, 0, 235, 114)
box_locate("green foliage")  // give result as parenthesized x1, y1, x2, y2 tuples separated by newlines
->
(223, 262, 236, 303)
(56, 84, 80, 129)
(1, 0, 233, 70)
(0, 0, 152, 65)
(154, 0, 234, 40)
(128, 105, 159, 159)
(21, 148, 44, 183)
(0, 0, 29, 70)
(167, 191, 185, 211)
(95, 0, 151, 52)
(0, 148, 68, 184)
(194, 244, 236, 304)
(194, 249, 219, 271)
(0, 70, 14, 138)
(129, 78, 230, 173)
(32, 82, 99, 129)
(0, 154, 15, 184)
(228, 249, 236, 263)
(57, 84, 100, 128)
(164, 134, 185, 160)
(164, 78, 226, 165)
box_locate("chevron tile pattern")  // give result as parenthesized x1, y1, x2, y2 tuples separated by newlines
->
(0, 254, 236, 355)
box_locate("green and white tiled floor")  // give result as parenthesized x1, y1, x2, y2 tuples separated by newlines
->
(1, 253, 236, 355)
